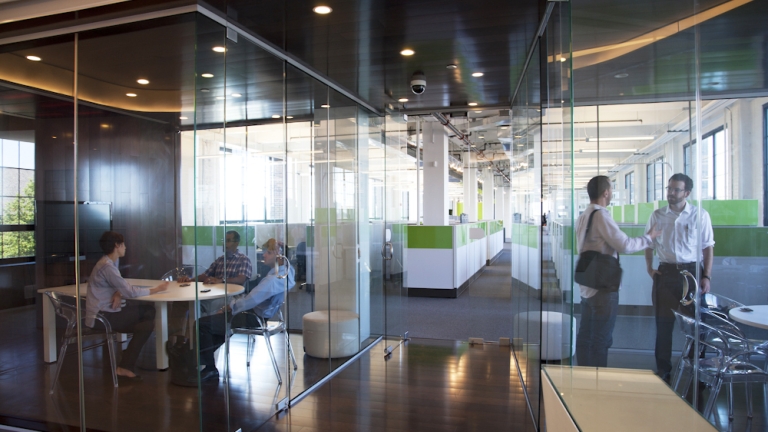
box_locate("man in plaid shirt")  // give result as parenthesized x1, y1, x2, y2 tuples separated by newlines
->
(194, 230, 252, 285)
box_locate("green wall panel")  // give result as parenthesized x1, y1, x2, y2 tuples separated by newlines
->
(511, 224, 539, 248)
(637, 203, 655, 225)
(702, 200, 758, 226)
(624, 204, 636, 224)
(407, 226, 453, 249)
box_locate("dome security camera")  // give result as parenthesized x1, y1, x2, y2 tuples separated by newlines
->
(411, 71, 426, 95)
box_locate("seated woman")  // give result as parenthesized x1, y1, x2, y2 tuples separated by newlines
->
(85, 231, 169, 380)
(197, 238, 295, 382)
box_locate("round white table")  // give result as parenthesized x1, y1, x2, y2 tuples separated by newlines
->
(39, 279, 244, 369)
(729, 305, 768, 330)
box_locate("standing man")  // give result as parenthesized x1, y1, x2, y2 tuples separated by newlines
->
(576, 176, 661, 367)
(645, 173, 714, 382)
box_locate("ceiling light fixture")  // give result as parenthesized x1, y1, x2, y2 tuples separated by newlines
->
(126, 93, 137, 97)
(398, 98, 408, 102)
(286, 116, 294, 119)
(321, 104, 330, 108)
(272, 115, 281, 119)
(200, 88, 210, 92)
(468, 102, 478, 106)
(472, 72, 484, 77)
(26, 55, 41, 61)
(201, 73, 214, 78)
(179, 116, 188, 120)
(313, 5, 332, 14)
(216, 96, 225, 100)
(614, 73, 629, 78)
(212, 46, 226, 53)
(137, 79, 149, 85)
(446, 64, 458, 69)
(559, 57, 567, 62)
(585, 136, 654, 142)
(579, 149, 637, 153)
(400, 49, 415, 56)
(231, 93, 242, 97)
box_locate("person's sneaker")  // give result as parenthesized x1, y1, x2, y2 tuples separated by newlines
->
(200, 367, 219, 382)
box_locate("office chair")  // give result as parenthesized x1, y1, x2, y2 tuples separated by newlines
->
(231, 308, 297, 384)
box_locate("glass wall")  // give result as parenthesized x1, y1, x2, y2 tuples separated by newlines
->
(0, 10, 401, 431)
(526, 0, 768, 430)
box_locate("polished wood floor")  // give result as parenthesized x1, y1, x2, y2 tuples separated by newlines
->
(256, 338, 536, 432)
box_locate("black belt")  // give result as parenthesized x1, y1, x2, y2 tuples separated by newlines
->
(658, 262, 697, 271)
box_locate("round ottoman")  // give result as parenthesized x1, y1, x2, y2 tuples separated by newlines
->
(302, 310, 360, 358)
(513, 311, 577, 360)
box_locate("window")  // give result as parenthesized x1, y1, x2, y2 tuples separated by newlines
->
(646, 158, 664, 202)
(624, 172, 635, 204)
(684, 127, 726, 199)
(0, 139, 35, 259)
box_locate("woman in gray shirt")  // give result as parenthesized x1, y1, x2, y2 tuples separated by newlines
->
(85, 231, 168, 380)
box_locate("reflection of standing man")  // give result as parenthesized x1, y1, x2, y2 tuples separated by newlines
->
(644, 173, 714, 382)
(576, 176, 661, 367)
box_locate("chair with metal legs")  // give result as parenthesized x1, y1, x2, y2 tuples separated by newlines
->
(45, 291, 119, 393)
(231, 309, 297, 384)
(672, 310, 768, 421)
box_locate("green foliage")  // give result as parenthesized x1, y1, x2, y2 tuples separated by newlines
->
(1, 180, 35, 258)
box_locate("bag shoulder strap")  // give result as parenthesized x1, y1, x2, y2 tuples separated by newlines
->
(584, 208, 620, 262)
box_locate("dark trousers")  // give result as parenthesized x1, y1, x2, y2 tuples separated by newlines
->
(198, 313, 258, 367)
(653, 263, 697, 377)
(576, 291, 619, 367)
(99, 302, 156, 372)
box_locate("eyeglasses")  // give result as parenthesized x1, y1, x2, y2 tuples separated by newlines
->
(665, 187, 687, 194)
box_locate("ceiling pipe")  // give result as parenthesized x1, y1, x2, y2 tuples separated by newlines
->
(432, 112, 511, 182)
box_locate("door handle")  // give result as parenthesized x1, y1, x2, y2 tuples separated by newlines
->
(275, 255, 291, 279)
(385, 242, 394, 260)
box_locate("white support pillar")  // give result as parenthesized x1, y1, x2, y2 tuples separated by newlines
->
(482, 168, 494, 219)
(464, 153, 478, 222)
(422, 121, 449, 226)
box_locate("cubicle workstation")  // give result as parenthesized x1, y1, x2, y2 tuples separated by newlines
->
(405, 220, 504, 298)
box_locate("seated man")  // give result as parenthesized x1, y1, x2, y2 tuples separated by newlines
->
(180, 230, 252, 314)
(196, 238, 295, 381)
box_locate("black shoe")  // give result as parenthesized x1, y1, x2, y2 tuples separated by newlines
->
(200, 367, 219, 382)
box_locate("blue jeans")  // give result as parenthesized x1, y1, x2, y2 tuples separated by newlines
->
(576, 291, 619, 367)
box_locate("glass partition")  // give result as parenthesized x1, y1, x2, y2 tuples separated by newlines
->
(0, 9, 402, 431)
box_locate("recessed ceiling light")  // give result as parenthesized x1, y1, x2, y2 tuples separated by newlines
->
(216, 96, 225, 100)
(272, 114, 281, 119)
(126, 93, 137, 97)
(559, 57, 567, 62)
(614, 73, 629, 78)
(201, 73, 214, 78)
(321, 104, 330, 108)
(514, 135, 522, 138)
(231, 93, 242, 98)
(468, 102, 478, 106)
(286, 116, 294, 119)
(446, 64, 458, 69)
(398, 98, 408, 102)
(472, 72, 484, 77)
(52, 136, 57, 139)
(100, 124, 110, 128)
(212, 46, 226, 53)
(26, 55, 41, 61)
(200, 88, 210, 92)
(400, 49, 415, 56)
(137, 79, 149, 85)
(500, 126, 509, 130)
(179, 116, 188, 120)
(313, 5, 332, 14)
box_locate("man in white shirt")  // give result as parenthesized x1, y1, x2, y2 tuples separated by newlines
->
(576, 176, 661, 367)
(645, 173, 715, 382)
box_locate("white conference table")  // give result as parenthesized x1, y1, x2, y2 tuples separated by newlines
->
(39, 279, 244, 369)
(729, 305, 768, 330)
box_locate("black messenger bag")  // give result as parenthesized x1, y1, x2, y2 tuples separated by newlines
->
(574, 209, 622, 292)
